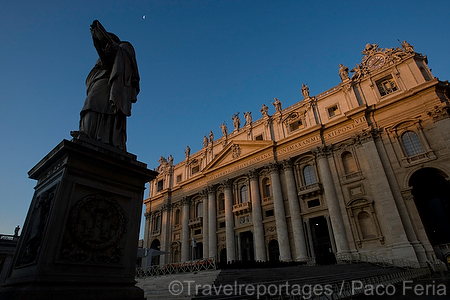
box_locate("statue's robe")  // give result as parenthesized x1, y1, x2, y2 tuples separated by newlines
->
(80, 41, 139, 151)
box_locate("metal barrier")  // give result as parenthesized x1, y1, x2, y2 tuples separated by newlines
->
(335, 253, 421, 269)
(136, 257, 217, 278)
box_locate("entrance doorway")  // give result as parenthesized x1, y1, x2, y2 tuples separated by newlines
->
(219, 248, 227, 263)
(150, 239, 160, 266)
(310, 216, 336, 265)
(268, 239, 280, 262)
(240, 231, 254, 262)
(410, 168, 450, 245)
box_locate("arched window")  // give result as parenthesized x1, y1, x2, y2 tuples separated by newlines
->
(240, 185, 249, 203)
(262, 178, 271, 198)
(401, 131, 424, 157)
(358, 211, 376, 239)
(303, 165, 316, 186)
(196, 202, 202, 218)
(342, 151, 357, 174)
(174, 209, 181, 225)
(218, 193, 225, 211)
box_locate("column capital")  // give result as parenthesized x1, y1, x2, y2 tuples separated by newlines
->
(161, 203, 171, 212)
(427, 103, 450, 122)
(268, 162, 280, 173)
(281, 159, 293, 171)
(313, 145, 331, 158)
(207, 185, 216, 195)
(221, 179, 233, 189)
(181, 197, 190, 205)
(248, 169, 259, 180)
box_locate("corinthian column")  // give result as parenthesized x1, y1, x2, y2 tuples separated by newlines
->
(224, 180, 236, 262)
(248, 170, 266, 261)
(269, 163, 292, 261)
(315, 147, 350, 255)
(208, 186, 217, 259)
(181, 197, 190, 262)
(282, 160, 308, 261)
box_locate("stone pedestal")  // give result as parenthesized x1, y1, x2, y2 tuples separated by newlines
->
(0, 138, 157, 300)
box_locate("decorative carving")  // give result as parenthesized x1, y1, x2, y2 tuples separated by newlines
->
(17, 185, 58, 267)
(427, 104, 450, 122)
(281, 159, 293, 170)
(231, 144, 241, 159)
(68, 195, 126, 250)
(268, 162, 279, 173)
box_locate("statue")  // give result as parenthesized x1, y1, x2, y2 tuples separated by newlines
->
(244, 111, 252, 125)
(76, 20, 140, 152)
(339, 64, 349, 81)
(301, 84, 310, 98)
(185, 146, 190, 158)
(231, 112, 240, 131)
(168, 154, 173, 166)
(271, 98, 282, 113)
(260, 104, 269, 117)
(401, 40, 414, 53)
(14, 225, 20, 237)
(203, 135, 208, 148)
(209, 130, 214, 144)
(220, 122, 228, 136)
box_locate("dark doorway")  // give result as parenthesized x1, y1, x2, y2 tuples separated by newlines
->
(240, 231, 254, 262)
(220, 248, 227, 263)
(310, 216, 336, 265)
(150, 239, 160, 266)
(268, 239, 280, 262)
(193, 242, 203, 260)
(410, 168, 450, 245)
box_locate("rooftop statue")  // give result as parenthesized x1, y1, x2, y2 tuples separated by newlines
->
(75, 20, 140, 152)
(231, 112, 240, 131)
(271, 98, 282, 113)
(301, 84, 310, 99)
(260, 104, 269, 117)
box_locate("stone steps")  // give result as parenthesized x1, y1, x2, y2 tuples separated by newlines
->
(136, 269, 221, 300)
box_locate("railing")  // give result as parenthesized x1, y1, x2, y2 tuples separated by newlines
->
(136, 258, 217, 278)
(335, 253, 421, 269)
(0, 234, 18, 241)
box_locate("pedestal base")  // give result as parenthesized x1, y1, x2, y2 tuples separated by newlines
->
(0, 138, 157, 300)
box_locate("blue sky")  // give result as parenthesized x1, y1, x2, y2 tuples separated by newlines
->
(1, 0, 449, 238)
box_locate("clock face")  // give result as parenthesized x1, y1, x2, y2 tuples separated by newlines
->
(367, 54, 385, 69)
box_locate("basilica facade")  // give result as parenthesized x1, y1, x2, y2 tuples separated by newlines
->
(143, 42, 450, 267)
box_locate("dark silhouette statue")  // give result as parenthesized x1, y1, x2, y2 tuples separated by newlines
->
(75, 20, 140, 151)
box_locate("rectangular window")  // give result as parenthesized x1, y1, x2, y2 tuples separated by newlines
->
(289, 120, 303, 132)
(376, 76, 398, 97)
(307, 199, 321, 208)
(176, 174, 182, 183)
(157, 180, 164, 192)
(265, 209, 274, 217)
(255, 134, 263, 140)
(327, 105, 340, 118)
(194, 229, 201, 235)
(191, 165, 200, 175)
(219, 221, 226, 228)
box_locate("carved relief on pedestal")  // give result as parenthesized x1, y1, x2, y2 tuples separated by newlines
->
(59, 194, 126, 265)
(16, 184, 59, 267)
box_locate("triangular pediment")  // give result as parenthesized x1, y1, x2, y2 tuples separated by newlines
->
(203, 140, 273, 173)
